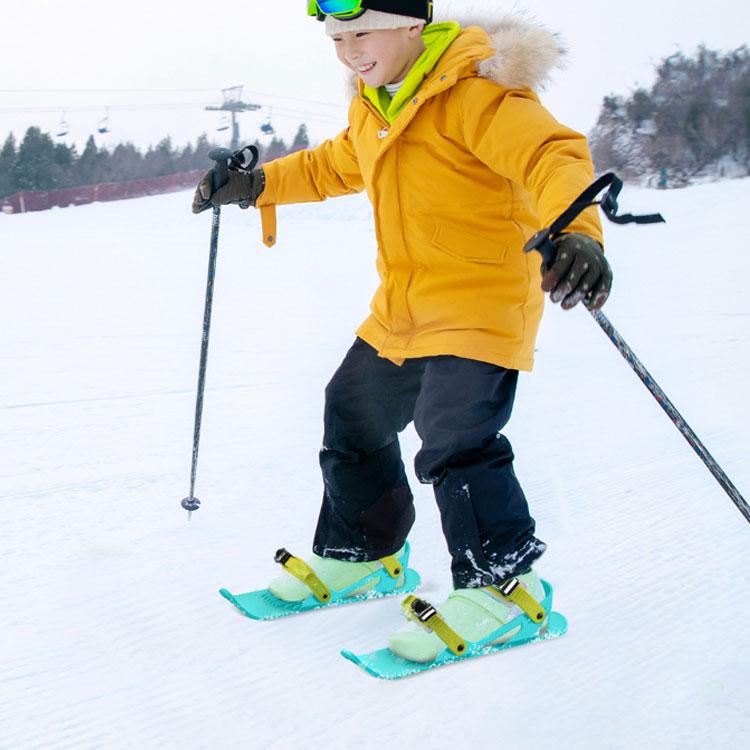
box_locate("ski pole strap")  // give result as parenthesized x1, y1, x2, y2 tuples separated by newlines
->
(379, 554, 403, 579)
(274, 548, 331, 603)
(488, 578, 546, 623)
(401, 595, 467, 656)
(552, 172, 666, 231)
(523, 172, 666, 266)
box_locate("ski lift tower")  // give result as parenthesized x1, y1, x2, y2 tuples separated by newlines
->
(205, 86, 261, 150)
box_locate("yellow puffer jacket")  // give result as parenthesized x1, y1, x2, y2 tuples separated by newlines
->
(257, 18, 603, 371)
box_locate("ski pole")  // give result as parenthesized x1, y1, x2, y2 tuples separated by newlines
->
(181, 147, 232, 520)
(525, 173, 750, 526)
(180, 145, 260, 520)
(588, 307, 750, 524)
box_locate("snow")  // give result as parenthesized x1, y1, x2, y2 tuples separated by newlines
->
(1, 178, 749, 749)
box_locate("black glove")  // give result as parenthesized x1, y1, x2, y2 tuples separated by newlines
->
(540, 232, 613, 310)
(191, 168, 266, 214)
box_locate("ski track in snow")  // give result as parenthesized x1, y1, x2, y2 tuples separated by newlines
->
(1, 180, 749, 749)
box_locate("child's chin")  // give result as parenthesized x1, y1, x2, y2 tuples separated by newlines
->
(358, 69, 386, 87)
(360, 75, 384, 86)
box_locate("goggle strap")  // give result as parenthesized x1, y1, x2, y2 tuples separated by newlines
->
(309, 0, 432, 23)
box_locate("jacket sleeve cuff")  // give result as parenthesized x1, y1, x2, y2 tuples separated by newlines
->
(255, 162, 278, 207)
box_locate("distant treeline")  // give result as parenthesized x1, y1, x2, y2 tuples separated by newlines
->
(0, 123, 310, 198)
(590, 46, 750, 186)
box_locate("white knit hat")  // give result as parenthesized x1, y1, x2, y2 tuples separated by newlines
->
(325, 9, 425, 36)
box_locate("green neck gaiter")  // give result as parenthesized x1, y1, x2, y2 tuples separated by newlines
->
(363, 21, 461, 125)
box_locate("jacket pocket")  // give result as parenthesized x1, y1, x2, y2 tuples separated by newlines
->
(431, 223, 508, 265)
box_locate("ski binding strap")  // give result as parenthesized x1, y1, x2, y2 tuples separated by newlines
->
(523, 171, 666, 266)
(401, 595, 468, 656)
(488, 577, 546, 623)
(342, 580, 565, 679)
(379, 554, 403, 579)
(220, 541, 421, 620)
(274, 548, 331, 603)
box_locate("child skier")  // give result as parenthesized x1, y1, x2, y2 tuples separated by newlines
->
(193, 0, 612, 665)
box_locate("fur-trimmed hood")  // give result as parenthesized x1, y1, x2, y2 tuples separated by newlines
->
(469, 13, 566, 90)
(345, 13, 566, 98)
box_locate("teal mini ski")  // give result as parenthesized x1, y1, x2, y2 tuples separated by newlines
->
(341, 581, 567, 680)
(220, 543, 421, 621)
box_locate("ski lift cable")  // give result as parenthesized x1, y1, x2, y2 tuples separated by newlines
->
(238, 89, 346, 111)
(0, 103, 210, 112)
(0, 101, 344, 118)
(0, 88, 222, 95)
(0, 87, 347, 110)
(0, 102, 345, 127)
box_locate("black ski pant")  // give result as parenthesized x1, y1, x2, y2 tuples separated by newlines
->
(312, 338, 546, 588)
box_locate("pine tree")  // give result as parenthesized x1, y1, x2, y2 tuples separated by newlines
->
(1, 126, 285, 195)
(53, 142, 77, 189)
(76, 135, 101, 185)
(176, 143, 195, 172)
(111, 143, 144, 181)
(0, 133, 17, 198)
(194, 133, 211, 159)
(263, 136, 289, 162)
(184, 133, 215, 170)
(290, 123, 310, 152)
(144, 136, 176, 177)
(12, 127, 59, 191)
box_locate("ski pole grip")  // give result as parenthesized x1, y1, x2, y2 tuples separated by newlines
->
(208, 147, 233, 193)
(523, 228, 558, 267)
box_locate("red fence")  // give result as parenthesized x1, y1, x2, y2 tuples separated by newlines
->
(0, 170, 204, 214)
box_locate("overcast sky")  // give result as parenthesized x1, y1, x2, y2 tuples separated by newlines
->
(1, 0, 747, 155)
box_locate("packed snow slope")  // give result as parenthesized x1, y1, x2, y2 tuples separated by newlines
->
(2, 178, 748, 749)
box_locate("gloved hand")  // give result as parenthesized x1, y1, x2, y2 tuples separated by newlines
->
(541, 232, 613, 310)
(191, 168, 266, 214)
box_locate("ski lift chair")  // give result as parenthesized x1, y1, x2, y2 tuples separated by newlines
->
(56, 111, 69, 137)
(260, 118, 275, 136)
(97, 108, 110, 134)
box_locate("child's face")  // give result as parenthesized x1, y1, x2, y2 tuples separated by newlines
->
(331, 26, 425, 87)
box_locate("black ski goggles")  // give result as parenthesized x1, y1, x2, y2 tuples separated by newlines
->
(307, 0, 433, 23)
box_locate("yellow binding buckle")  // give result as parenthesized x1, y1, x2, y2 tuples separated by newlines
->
(401, 595, 467, 657)
(274, 548, 331, 604)
(379, 554, 402, 579)
(490, 578, 546, 623)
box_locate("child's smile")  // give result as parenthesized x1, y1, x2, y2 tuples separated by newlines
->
(332, 27, 425, 88)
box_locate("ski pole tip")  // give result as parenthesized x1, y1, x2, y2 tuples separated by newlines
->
(181, 496, 201, 518)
